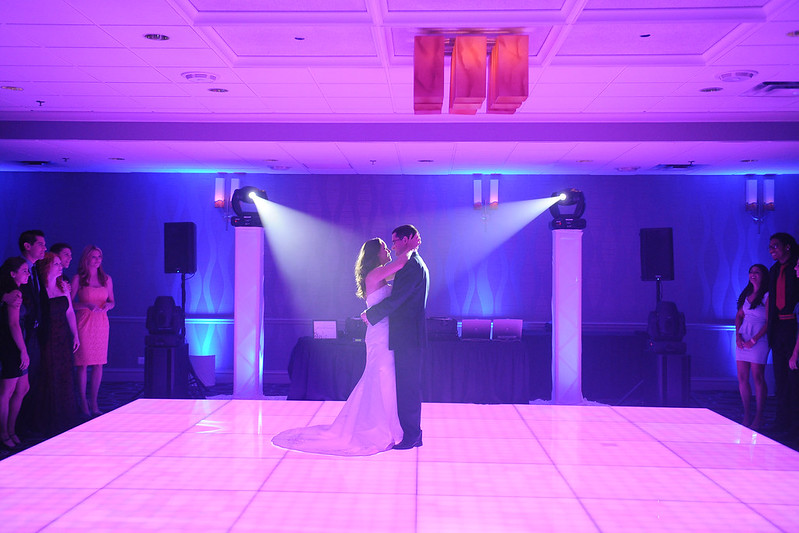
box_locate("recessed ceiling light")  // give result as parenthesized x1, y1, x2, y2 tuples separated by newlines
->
(616, 166, 640, 172)
(1, 86, 23, 91)
(740, 159, 758, 163)
(700, 87, 723, 93)
(264, 159, 278, 162)
(576, 159, 593, 163)
(716, 70, 758, 82)
(182, 72, 218, 83)
(208, 88, 228, 93)
(269, 165, 291, 171)
(294, 36, 306, 41)
(144, 33, 169, 41)
(417, 159, 434, 163)
(109, 157, 125, 161)
(639, 33, 651, 38)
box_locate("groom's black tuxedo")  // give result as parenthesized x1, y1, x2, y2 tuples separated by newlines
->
(365, 251, 429, 445)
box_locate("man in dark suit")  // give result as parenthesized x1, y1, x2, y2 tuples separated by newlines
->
(362, 225, 429, 449)
(17, 229, 47, 434)
(768, 232, 799, 434)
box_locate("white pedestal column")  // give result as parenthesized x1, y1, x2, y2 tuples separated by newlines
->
(234, 226, 266, 399)
(552, 229, 583, 405)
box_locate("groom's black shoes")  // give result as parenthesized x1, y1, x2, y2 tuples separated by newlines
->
(393, 434, 423, 450)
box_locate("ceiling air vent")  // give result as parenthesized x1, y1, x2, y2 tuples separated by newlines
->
(181, 72, 218, 83)
(17, 160, 51, 166)
(742, 82, 799, 97)
(652, 162, 706, 171)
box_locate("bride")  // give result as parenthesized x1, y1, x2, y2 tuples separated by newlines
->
(272, 235, 419, 456)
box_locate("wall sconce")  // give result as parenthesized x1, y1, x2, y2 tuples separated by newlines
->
(414, 33, 529, 115)
(473, 174, 500, 227)
(489, 177, 499, 209)
(745, 175, 775, 233)
(215, 174, 241, 228)
(214, 176, 225, 208)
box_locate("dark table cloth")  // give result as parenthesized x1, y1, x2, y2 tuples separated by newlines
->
(287, 336, 538, 404)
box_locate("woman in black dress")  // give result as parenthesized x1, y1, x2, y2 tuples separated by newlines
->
(0, 257, 32, 448)
(36, 252, 80, 435)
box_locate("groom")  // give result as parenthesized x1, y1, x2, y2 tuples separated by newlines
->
(362, 224, 429, 449)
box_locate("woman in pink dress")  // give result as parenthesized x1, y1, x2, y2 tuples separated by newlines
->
(71, 245, 114, 417)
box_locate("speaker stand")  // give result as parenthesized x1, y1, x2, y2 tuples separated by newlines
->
(655, 276, 663, 305)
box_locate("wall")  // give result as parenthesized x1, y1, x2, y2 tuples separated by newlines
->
(2, 171, 797, 389)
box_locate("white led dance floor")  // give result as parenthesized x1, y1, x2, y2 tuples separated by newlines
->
(2, 399, 799, 532)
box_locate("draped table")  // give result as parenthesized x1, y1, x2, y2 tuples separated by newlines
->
(286, 336, 543, 404)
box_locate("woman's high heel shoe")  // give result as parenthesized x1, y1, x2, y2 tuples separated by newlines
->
(1, 436, 16, 449)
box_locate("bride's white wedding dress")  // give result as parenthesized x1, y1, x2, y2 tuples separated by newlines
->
(272, 284, 403, 455)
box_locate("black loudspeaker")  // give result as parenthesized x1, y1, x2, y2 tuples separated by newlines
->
(144, 337, 189, 398)
(640, 227, 674, 281)
(164, 222, 197, 274)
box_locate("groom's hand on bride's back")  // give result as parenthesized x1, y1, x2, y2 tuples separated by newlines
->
(360, 311, 370, 325)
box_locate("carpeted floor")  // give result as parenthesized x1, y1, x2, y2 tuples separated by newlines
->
(2, 382, 797, 459)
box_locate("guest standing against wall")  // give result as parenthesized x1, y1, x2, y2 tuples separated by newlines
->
(36, 252, 80, 435)
(50, 243, 73, 294)
(735, 264, 769, 431)
(16, 230, 46, 435)
(767, 233, 799, 435)
(0, 258, 32, 448)
(71, 245, 114, 417)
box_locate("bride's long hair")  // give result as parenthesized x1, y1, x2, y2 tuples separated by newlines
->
(355, 238, 383, 300)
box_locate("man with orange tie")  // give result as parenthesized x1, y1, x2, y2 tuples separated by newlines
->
(768, 232, 799, 436)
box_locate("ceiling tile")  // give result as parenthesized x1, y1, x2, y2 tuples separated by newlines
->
(66, 0, 186, 25)
(310, 67, 388, 84)
(235, 67, 315, 84)
(53, 47, 150, 67)
(319, 83, 392, 98)
(280, 142, 352, 170)
(11, 24, 123, 48)
(2, 0, 90, 24)
(559, 22, 739, 56)
(531, 82, 607, 98)
(713, 43, 799, 64)
(537, 66, 624, 83)
(583, 96, 664, 113)
(189, 0, 367, 12)
(128, 96, 209, 111)
(0, 47, 71, 67)
(601, 82, 683, 97)
(131, 48, 229, 68)
(108, 83, 189, 97)
(326, 97, 394, 113)
(0, 65, 99, 83)
(23, 81, 120, 96)
(78, 66, 170, 83)
(262, 97, 332, 113)
(249, 84, 323, 98)
(195, 95, 270, 112)
(212, 25, 377, 57)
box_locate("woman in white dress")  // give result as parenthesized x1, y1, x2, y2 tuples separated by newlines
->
(735, 264, 770, 430)
(272, 235, 419, 456)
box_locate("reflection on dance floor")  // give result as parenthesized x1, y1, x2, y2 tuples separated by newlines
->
(1, 399, 798, 532)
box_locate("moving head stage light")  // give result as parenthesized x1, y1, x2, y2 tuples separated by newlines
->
(231, 186, 268, 227)
(549, 188, 586, 230)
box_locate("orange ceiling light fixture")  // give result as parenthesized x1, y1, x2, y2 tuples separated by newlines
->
(488, 35, 528, 114)
(449, 35, 487, 115)
(414, 33, 528, 115)
(413, 35, 445, 114)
